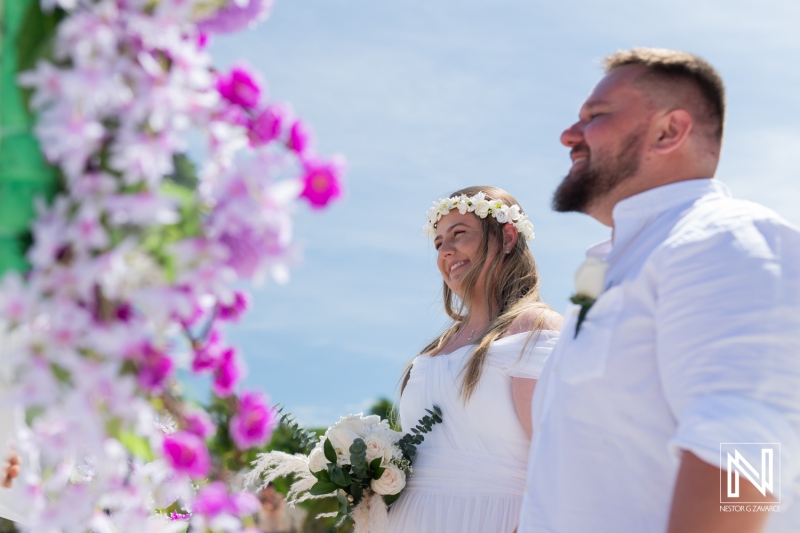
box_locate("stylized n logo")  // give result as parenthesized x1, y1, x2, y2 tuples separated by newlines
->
(727, 448, 773, 498)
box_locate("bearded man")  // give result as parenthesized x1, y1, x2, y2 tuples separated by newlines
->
(519, 48, 800, 533)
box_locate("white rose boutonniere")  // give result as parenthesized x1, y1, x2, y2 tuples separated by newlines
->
(570, 257, 609, 337)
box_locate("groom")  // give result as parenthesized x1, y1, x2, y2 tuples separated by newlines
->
(519, 49, 800, 532)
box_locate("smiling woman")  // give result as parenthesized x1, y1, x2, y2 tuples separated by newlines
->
(387, 186, 562, 533)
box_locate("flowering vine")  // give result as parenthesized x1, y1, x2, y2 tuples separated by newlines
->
(0, 0, 343, 531)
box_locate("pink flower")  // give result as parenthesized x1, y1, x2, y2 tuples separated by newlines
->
(162, 432, 211, 479)
(229, 391, 277, 450)
(197, 0, 274, 34)
(286, 120, 310, 154)
(193, 482, 228, 518)
(228, 492, 259, 516)
(218, 291, 248, 322)
(193, 483, 259, 519)
(299, 160, 343, 209)
(212, 348, 242, 397)
(192, 329, 223, 373)
(216, 67, 261, 109)
(183, 409, 216, 439)
(248, 105, 284, 146)
(135, 344, 174, 394)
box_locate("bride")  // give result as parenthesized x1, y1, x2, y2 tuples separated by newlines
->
(387, 186, 562, 533)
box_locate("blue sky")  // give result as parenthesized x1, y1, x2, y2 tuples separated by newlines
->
(200, 0, 800, 425)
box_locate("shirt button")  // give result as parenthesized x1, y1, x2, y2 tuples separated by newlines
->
(552, 365, 558, 374)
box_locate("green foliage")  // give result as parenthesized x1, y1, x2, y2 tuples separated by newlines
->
(397, 405, 443, 461)
(274, 404, 319, 454)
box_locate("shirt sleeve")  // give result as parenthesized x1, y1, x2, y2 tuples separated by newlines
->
(655, 217, 800, 504)
(491, 330, 560, 380)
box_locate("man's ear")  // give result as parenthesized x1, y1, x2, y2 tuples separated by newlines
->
(502, 223, 518, 252)
(652, 109, 693, 154)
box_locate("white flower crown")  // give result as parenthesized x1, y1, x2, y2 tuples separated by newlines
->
(423, 191, 535, 241)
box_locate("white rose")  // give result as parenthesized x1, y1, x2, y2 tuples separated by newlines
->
(518, 219, 535, 240)
(473, 199, 490, 218)
(456, 195, 470, 215)
(574, 257, 609, 299)
(363, 433, 393, 464)
(494, 206, 510, 223)
(326, 422, 362, 458)
(308, 444, 328, 473)
(370, 464, 406, 496)
(508, 204, 522, 222)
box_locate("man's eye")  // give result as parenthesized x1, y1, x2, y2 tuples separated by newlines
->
(434, 243, 441, 250)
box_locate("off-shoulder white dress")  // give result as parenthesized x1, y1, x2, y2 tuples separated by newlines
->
(386, 330, 559, 533)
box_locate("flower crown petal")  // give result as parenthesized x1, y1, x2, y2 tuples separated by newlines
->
(421, 192, 535, 242)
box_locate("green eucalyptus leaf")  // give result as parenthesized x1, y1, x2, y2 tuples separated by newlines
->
(309, 481, 337, 496)
(368, 457, 382, 473)
(372, 465, 386, 480)
(329, 465, 352, 487)
(312, 469, 331, 483)
(323, 438, 337, 463)
(383, 492, 402, 506)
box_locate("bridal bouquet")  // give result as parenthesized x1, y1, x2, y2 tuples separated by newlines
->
(247, 406, 442, 532)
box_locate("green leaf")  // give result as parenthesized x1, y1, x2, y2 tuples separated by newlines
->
(312, 469, 331, 483)
(329, 465, 352, 488)
(309, 481, 337, 496)
(372, 465, 386, 480)
(368, 457, 382, 473)
(323, 438, 337, 463)
(350, 482, 363, 505)
(119, 431, 154, 461)
(383, 492, 402, 506)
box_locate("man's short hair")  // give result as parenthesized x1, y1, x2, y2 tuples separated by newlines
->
(604, 48, 726, 142)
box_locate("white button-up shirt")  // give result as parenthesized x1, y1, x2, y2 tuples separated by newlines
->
(519, 179, 800, 533)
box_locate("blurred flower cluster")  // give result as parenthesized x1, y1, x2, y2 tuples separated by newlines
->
(0, 0, 342, 531)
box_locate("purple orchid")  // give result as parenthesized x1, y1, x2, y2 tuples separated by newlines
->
(229, 390, 277, 449)
(162, 431, 211, 480)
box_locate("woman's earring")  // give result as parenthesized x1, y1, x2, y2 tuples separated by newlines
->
(504, 247, 510, 254)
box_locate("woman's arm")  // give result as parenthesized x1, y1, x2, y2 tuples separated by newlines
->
(511, 377, 537, 439)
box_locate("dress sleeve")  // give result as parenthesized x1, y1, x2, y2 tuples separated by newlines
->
(489, 330, 560, 380)
(655, 218, 800, 504)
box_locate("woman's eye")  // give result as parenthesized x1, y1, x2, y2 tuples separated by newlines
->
(453, 231, 464, 237)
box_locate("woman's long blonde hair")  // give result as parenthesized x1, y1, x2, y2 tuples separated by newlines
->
(402, 186, 551, 402)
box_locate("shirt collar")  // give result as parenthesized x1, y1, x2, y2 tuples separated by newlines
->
(611, 178, 730, 224)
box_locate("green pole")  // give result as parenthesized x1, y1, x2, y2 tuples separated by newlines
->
(0, 0, 60, 276)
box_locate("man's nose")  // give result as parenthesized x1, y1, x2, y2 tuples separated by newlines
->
(560, 121, 584, 148)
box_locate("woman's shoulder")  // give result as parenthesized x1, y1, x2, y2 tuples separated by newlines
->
(504, 307, 563, 337)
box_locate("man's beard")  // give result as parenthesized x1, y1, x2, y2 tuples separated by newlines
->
(552, 128, 645, 214)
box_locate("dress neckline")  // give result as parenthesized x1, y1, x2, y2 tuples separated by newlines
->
(426, 329, 559, 358)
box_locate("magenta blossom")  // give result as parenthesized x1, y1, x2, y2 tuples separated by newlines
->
(229, 492, 260, 516)
(183, 409, 216, 439)
(286, 120, 310, 154)
(162, 432, 211, 479)
(134, 343, 174, 394)
(193, 482, 228, 518)
(193, 482, 260, 519)
(197, 0, 274, 34)
(216, 66, 262, 109)
(249, 105, 285, 146)
(218, 291, 249, 322)
(229, 390, 277, 449)
(212, 348, 242, 397)
(299, 160, 343, 209)
(192, 329, 224, 373)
